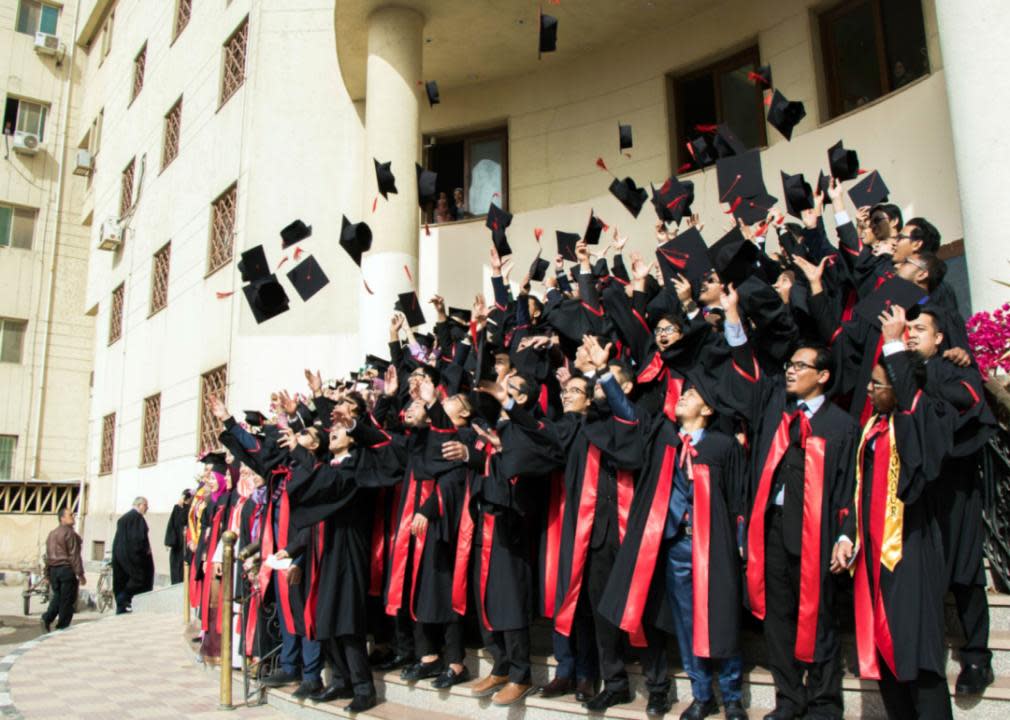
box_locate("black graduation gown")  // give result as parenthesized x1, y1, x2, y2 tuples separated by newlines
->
(599, 419, 747, 658)
(112, 508, 154, 596)
(842, 350, 955, 681)
(164, 503, 189, 583)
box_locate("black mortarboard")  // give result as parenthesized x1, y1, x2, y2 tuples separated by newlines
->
(608, 177, 648, 218)
(416, 163, 438, 207)
(687, 135, 716, 168)
(486, 203, 512, 235)
(767, 90, 806, 141)
(280, 219, 312, 248)
(584, 211, 605, 246)
(395, 291, 426, 328)
(374, 159, 397, 199)
(425, 80, 440, 107)
(471, 388, 503, 425)
(781, 171, 815, 218)
(652, 177, 695, 225)
(828, 140, 860, 182)
(751, 64, 772, 88)
(538, 11, 558, 55)
(592, 257, 609, 278)
(529, 254, 550, 282)
(733, 191, 779, 226)
(244, 410, 267, 427)
(712, 123, 747, 159)
(242, 274, 290, 324)
(414, 332, 434, 350)
(736, 274, 785, 324)
(199, 451, 226, 466)
(448, 307, 472, 323)
(340, 215, 372, 266)
(656, 227, 713, 287)
(618, 123, 633, 152)
(286, 254, 329, 301)
(708, 226, 758, 287)
(847, 170, 889, 208)
(364, 354, 390, 373)
(817, 170, 832, 206)
(491, 229, 513, 258)
(556, 231, 580, 263)
(238, 245, 270, 283)
(682, 369, 720, 413)
(854, 276, 927, 328)
(717, 149, 765, 207)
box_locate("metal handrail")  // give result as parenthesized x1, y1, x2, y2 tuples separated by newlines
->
(982, 379, 1010, 592)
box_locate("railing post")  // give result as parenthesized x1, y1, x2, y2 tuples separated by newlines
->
(219, 530, 237, 710)
(183, 562, 190, 625)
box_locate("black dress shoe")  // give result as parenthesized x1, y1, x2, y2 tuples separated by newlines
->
(646, 690, 671, 716)
(260, 669, 299, 688)
(431, 666, 470, 689)
(724, 700, 748, 720)
(40, 617, 51, 633)
(574, 678, 598, 702)
(956, 662, 994, 696)
(584, 688, 632, 711)
(376, 654, 412, 672)
(309, 683, 353, 703)
(681, 697, 719, 720)
(344, 693, 378, 713)
(761, 709, 795, 720)
(291, 679, 323, 700)
(401, 658, 443, 681)
(539, 676, 573, 698)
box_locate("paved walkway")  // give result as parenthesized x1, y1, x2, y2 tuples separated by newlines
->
(3, 611, 285, 719)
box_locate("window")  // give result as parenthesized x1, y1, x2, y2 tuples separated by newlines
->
(108, 283, 124, 345)
(0, 436, 15, 480)
(150, 242, 170, 314)
(162, 97, 182, 170)
(2, 97, 49, 141)
(140, 394, 161, 466)
(820, 0, 929, 118)
(0, 205, 36, 249)
(199, 365, 228, 453)
(99, 10, 114, 61)
(423, 128, 508, 223)
(120, 157, 135, 217)
(0, 319, 27, 363)
(91, 541, 104, 561)
(220, 17, 249, 107)
(15, 1, 58, 36)
(0, 482, 81, 514)
(208, 183, 237, 273)
(174, 0, 192, 40)
(671, 46, 767, 172)
(99, 413, 115, 475)
(131, 43, 147, 103)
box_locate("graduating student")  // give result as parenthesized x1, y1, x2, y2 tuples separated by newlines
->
(164, 490, 191, 584)
(832, 311, 956, 720)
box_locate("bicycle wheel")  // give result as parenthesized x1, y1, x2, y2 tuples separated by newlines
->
(22, 591, 30, 616)
(96, 574, 112, 613)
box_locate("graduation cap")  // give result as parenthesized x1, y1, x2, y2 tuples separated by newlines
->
(396, 291, 426, 327)
(781, 171, 815, 218)
(592, 257, 609, 278)
(425, 80, 440, 107)
(487, 203, 513, 257)
(242, 274, 290, 324)
(708, 226, 758, 287)
(529, 254, 550, 282)
(733, 191, 779, 226)
(817, 170, 832, 206)
(737, 274, 785, 324)
(286, 254, 329, 301)
(619, 123, 633, 152)
(717, 149, 766, 207)
(651, 177, 695, 225)
(687, 135, 716, 168)
(414, 332, 435, 351)
(847, 170, 889, 208)
(556, 231, 580, 263)
(854, 276, 927, 327)
(750, 64, 773, 88)
(199, 451, 228, 474)
(655, 227, 713, 287)
(416, 163, 438, 207)
(767, 90, 806, 141)
(244, 410, 267, 427)
(828, 140, 860, 182)
(538, 10, 558, 56)
(682, 368, 721, 415)
(280, 219, 312, 248)
(364, 354, 390, 373)
(584, 211, 605, 245)
(340, 215, 372, 266)
(238, 245, 270, 283)
(447, 307, 472, 324)
(374, 159, 397, 199)
(608, 177, 648, 218)
(471, 388, 503, 425)
(712, 123, 748, 159)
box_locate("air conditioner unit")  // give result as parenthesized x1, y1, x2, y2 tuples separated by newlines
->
(74, 149, 94, 177)
(13, 131, 40, 155)
(34, 32, 59, 56)
(98, 218, 122, 251)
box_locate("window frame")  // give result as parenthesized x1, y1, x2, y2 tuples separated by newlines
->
(207, 182, 237, 275)
(0, 204, 37, 250)
(131, 42, 147, 105)
(139, 393, 161, 467)
(120, 156, 135, 218)
(99, 9, 114, 64)
(421, 126, 509, 224)
(149, 241, 171, 316)
(219, 16, 249, 109)
(198, 365, 228, 454)
(4, 96, 50, 141)
(0, 318, 28, 364)
(0, 436, 17, 481)
(161, 96, 182, 171)
(173, 0, 192, 43)
(108, 283, 124, 345)
(99, 413, 115, 476)
(15, 0, 59, 37)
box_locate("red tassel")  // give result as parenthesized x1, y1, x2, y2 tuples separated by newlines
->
(666, 193, 687, 209)
(775, 215, 785, 225)
(216, 291, 234, 299)
(858, 168, 868, 175)
(595, 157, 609, 172)
(534, 227, 543, 242)
(492, 191, 501, 199)
(363, 278, 374, 295)
(764, 94, 773, 107)
(403, 265, 414, 283)
(724, 197, 743, 214)
(659, 178, 672, 195)
(694, 124, 718, 133)
(685, 142, 697, 161)
(602, 223, 610, 232)
(747, 71, 770, 87)
(293, 247, 304, 260)
(276, 256, 289, 269)
(372, 196, 378, 213)
(548, 0, 560, 4)
(677, 162, 692, 174)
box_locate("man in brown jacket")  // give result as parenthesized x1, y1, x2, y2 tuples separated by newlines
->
(42, 508, 85, 631)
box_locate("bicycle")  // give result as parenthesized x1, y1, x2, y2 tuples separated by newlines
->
(95, 554, 114, 613)
(22, 557, 51, 616)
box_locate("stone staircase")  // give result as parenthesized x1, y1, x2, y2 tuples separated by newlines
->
(248, 590, 1010, 720)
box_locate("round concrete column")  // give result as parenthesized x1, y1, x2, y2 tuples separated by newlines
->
(935, 0, 1010, 312)
(360, 6, 424, 353)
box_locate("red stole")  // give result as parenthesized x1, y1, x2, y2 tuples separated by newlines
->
(637, 355, 684, 422)
(303, 522, 325, 640)
(554, 445, 602, 637)
(368, 488, 388, 596)
(200, 506, 224, 633)
(256, 470, 296, 635)
(542, 470, 566, 618)
(384, 472, 435, 620)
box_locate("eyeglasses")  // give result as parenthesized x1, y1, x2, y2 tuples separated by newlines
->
(562, 385, 589, 397)
(784, 360, 818, 372)
(868, 380, 892, 390)
(655, 325, 680, 337)
(899, 257, 927, 272)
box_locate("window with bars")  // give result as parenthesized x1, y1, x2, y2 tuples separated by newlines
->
(99, 413, 115, 475)
(150, 242, 170, 315)
(108, 283, 124, 345)
(174, 0, 192, 41)
(120, 157, 135, 218)
(0, 318, 27, 363)
(131, 43, 147, 104)
(0, 483, 81, 515)
(0, 436, 15, 480)
(220, 17, 249, 107)
(207, 183, 237, 274)
(162, 97, 182, 170)
(0, 205, 36, 249)
(140, 394, 161, 466)
(199, 365, 227, 453)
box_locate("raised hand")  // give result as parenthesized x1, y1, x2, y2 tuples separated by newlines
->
(878, 305, 907, 344)
(210, 395, 230, 422)
(383, 364, 398, 397)
(672, 274, 693, 304)
(277, 389, 298, 415)
(304, 368, 323, 396)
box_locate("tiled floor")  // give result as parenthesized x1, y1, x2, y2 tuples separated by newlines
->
(5, 611, 285, 719)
